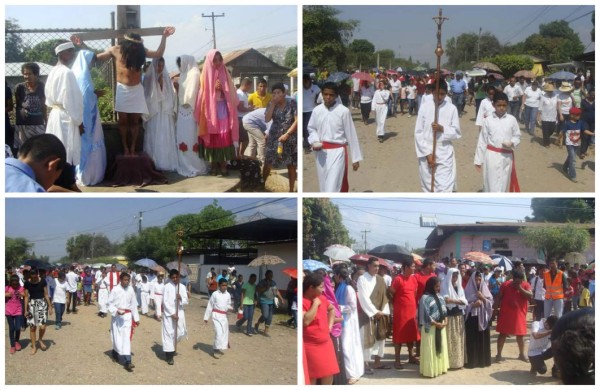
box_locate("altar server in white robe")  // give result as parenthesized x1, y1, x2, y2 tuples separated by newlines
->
(475, 85, 497, 129)
(108, 273, 140, 372)
(414, 79, 461, 192)
(162, 269, 188, 365)
(151, 273, 165, 320)
(97, 272, 109, 318)
(308, 82, 362, 192)
(204, 278, 233, 358)
(474, 92, 521, 192)
(45, 42, 83, 165)
(139, 275, 151, 315)
(372, 81, 391, 142)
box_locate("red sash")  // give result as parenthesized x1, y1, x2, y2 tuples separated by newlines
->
(322, 142, 349, 192)
(109, 272, 120, 291)
(486, 145, 520, 192)
(119, 309, 137, 340)
(213, 309, 228, 315)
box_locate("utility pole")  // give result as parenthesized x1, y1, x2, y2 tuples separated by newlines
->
(138, 211, 143, 234)
(477, 27, 482, 62)
(361, 229, 371, 252)
(202, 12, 225, 49)
(91, 233, 95, 261)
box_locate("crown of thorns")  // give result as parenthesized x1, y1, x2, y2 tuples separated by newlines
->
(124, 34, 143, 44)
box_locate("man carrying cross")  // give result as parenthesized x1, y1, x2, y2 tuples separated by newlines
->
(71, 27, 175, 156)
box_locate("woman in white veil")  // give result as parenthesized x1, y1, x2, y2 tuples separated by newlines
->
(142, 57, 178, 171)
(441, 267, 467, 369)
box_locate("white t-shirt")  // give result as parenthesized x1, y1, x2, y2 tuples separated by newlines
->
(303, 84, 321, 113)
(528, 319, 551, 357)
(65, 271, 79, 293)
(389, 79, 402, 94)
(503, 84, 523, 101)
(539, 94, 558, 122)
(406, 85, 417, 100)
(237, 88, 250, 118)
(523, 87, 543, 107)
(53, 279, 69, 304)
(557, 92, 573, 115)
(360, 86, 374, 103)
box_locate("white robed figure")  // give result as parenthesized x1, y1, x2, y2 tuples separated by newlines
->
(71, 49, 106, 185)
(476, 94, 495, 128)
(162, 272, 188, 364)
(151, 276, 165, 319)
(97, 276, 109, 316)
(414, 85, 461, 192)
(142, 57, 178, 171)
(474, 107, 521, 192)
(372, 82, 390, 141)
(357, 270, 390, 369)
(175, 55, 208, 177)
(140, 280, 151, 315)
(45, 43, 84, 165)
(336, 276, 365, 382)
(307, 85, 362, 192)
(108, 275, 140, 369)
(204, 284, 232, 356)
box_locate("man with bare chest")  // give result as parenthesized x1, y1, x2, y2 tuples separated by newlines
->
(72, 27, 175, 156)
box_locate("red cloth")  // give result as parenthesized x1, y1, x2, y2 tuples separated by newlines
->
(303, 345, 311, 385)
(108, 271, 120, 291)
(302, 296, 339, 379)
(322, 141, 348, 192)
(496, 281, 531, 336)
(391, 275, 420, 344)
(571, 277, 580, 296)
(415, 271, 435, 301)
(486, 145, 520, 192)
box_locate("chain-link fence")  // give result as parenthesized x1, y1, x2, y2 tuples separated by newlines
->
(6, 28, 117, 122)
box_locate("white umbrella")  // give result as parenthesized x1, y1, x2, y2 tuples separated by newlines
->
(323, 244, 355, 262)
(491, 254, 513, 272)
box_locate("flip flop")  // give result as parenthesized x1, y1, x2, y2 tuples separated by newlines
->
(374, 364, 391, 369)
(394, 362, 405, 370)
(408, 356, 420, 365)
(38, 342, 47, 351)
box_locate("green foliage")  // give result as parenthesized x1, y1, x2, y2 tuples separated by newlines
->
(522, 20, 584, 63)
(5, 237, 33, 269)
(121, 227, 174, 265)
(303, 198, 352, 260)
(484, 55, 534, 78)
(5, 19, 25, 62)
(66, 233, 115, 261)
(23, 39, 65, 65)
(284, 46, 297, 68)
(521, 224, 591, 261)
(348, 39, 375, 69)
(527, 198, 595, 223)
(303, 5, 359, 71)
(445, 32, 501, 69)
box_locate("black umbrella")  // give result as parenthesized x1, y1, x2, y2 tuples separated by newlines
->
(521, 258, 547, 266)
(368, 244, 413, 262)
(23, 259, 51, 270)
(326, 71, 350, 83)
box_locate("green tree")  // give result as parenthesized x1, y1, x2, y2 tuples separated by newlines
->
(121, 226, 174, 265)
(522, 20, 584, 63)
(485, 54, 533, 78)
(23, 39, 65, 65)
(303, 198, 352, 260)
(303, 6, 359, 71)
(527, 198, 595, 223)
(521, 224, 591, 261)
(284, 46, 297, 68)
(445, 32, 501, 69)
(348, 39, 375, 69)
(376, 49, 395, 70)
(5, 237, 34, 269)
(66, 233, 114, 261)
(5, 19, 26, 62)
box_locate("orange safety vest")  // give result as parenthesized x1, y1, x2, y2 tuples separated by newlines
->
(544, 270, 564, 300)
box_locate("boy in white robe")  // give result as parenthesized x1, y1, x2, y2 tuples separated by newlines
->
(372, 81, 390, 142)
(308, 82, 362, 192)
(108, 273, 140, 372)
(475, 85, 497, 129)
(45, 42, 83, 165)
(204, 279, 232, 359)
(414, 79, 461, 192)
(474, 92, 521, 192)
(151, 273, 165, 320)
(162, 269, 188, 365)
(96, 269, 109, 318)
(140, 275, 151, 315)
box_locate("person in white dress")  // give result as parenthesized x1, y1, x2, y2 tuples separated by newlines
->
(334, 267, 364, 384)
(151, 273, 165, 320)
(372, 81, 390, 142)
(142, 57, 178, 171)
(474, 92, 521, 192)
(308, 82, 362, 192)
(45, 42, 83, 165)
(475, 85, 497, 130)
(175, 55, 208, 177)
(139, 276, 151, 315)
(204, 279, 232, 358)
(414, 80, 461, 192)
(96, 268, 109, 318)
(162, 269, 188, 365)
(108, 273, 140, 372)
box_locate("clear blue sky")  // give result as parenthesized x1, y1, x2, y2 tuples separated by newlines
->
(5, 5, 297, 72)
(330, 198, 539, 251)
(333, 5, 595, 65)
(6, 197, 297, 261)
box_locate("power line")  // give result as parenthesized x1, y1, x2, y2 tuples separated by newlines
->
(501, 6, 552, 45)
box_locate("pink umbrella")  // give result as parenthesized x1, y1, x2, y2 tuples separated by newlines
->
(488, 73, 504, 80)
(464, 252, 494, 265)
(352, 72, 374, 82)
(386, 69, 398, 75)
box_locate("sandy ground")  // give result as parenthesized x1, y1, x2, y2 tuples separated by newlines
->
(343, 309, 560, 385)
(303, 102, 595, 192)
(5, 293, 297, 385)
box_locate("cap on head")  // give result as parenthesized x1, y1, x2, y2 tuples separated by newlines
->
(55, 42, 75, 55)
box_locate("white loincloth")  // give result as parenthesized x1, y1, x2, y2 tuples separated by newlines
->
(116, 82, 149, 115)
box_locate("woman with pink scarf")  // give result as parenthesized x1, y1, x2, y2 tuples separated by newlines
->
(195, 50, 239, 176)
(322, 273, 347, 385)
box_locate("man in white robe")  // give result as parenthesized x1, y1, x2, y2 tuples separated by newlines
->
(357, 257, 391, 372)
(372, 81, 390, 142)
(162, 270, 188, 365)
(108, 273, 140, 372)
(96, 269, 109, 318)
(204, 279, 232, 358)
(151, 273, 165, 320)
(308, 82, 362, 192)
(414, 80, 461, 192)
(474, 92, 521, 192)
(107, 264, 120, 292)
(45, 42, 83, 165)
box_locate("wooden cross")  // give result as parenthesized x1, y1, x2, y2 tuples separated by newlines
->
(73, 27, 166, 42)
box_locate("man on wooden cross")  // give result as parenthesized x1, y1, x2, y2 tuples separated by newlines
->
(71, 27, 175, 156)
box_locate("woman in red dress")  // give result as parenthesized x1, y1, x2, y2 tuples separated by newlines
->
(389, 258, 420, 369)
(494, 270, 532, 362)
(303, 272, 339, 384)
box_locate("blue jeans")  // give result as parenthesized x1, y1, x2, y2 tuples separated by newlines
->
(509, 100, 520, 118)
(408, 99, 416, 115)
(236, 304, 256, 333)
(452, 92, 464, 114)
(6, 315, 22, 347)
(257, 302, 274, 326)
(564, 145, 577, 178)
(54, 302, 65, 326)
(390, 92, 399, 114)
(523, 105, 538, 134)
